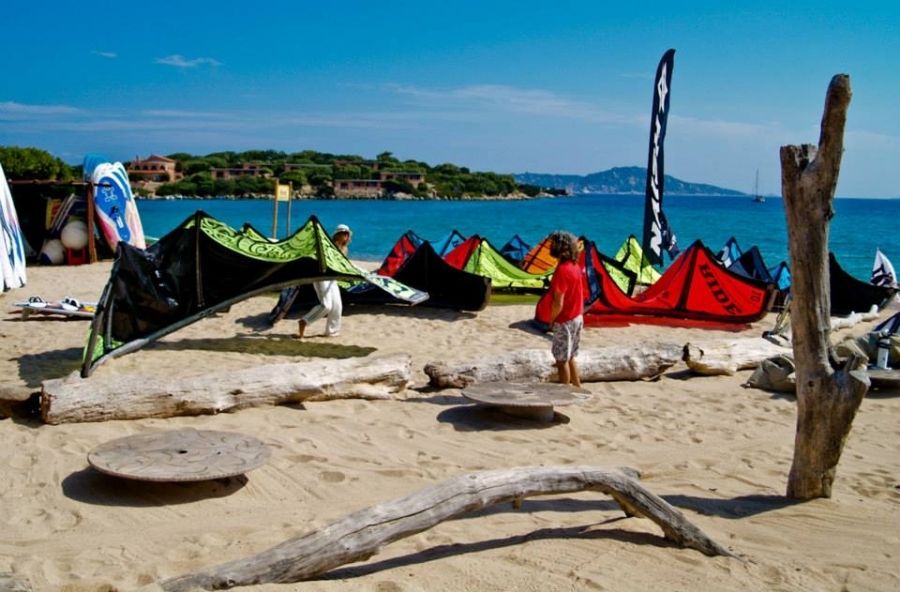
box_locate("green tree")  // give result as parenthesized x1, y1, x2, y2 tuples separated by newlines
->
(0, 146, 73, 180)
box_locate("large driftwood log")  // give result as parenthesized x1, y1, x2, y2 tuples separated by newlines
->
(425, 343, 683, 388)
(158, 465, 732, 591)
(683, 338, 793, 376)
(41, 354, 411, 424)
(781, 74, 869, 499)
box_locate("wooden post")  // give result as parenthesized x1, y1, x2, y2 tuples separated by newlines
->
(86, 181, 98, 263)
(271, 180, 279, 240)
(780, 74, 869, 499)
(285, 181, 293, 237)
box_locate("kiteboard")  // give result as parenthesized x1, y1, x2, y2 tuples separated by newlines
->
(86, 155, 146, 251)
(0, 162, 27, 292)
(13, 296, 96, 319)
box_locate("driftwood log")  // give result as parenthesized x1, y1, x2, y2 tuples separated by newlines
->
(157, 465, 732, 591)
(781, 74, 869, 499)
(683, 338, 793, 376)
(41, 354, 411, 424)
(425, 343, 683, 388)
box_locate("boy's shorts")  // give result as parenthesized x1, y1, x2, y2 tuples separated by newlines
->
(551, 315, 584, 362)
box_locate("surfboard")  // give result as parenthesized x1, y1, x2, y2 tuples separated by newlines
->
(90, 160, 146, 251)
(13, 296, 96, 319)
(0, 162, 27, 292)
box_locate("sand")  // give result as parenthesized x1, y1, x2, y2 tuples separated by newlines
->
(1, 262, 898, 592)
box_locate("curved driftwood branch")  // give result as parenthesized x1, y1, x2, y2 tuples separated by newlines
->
(425, 343, 683, 388)
(159, 465, 732, 591)
(42, 354, 411, 424)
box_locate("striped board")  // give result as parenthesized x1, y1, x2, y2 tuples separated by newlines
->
(0, 162, 27, 292)
(13, 296, 96, 319)
(85, 154, 146, 251)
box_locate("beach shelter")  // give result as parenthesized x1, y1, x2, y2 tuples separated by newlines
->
(499, 233, 531, 264)
(830, 252, 897, 316)
(585, 240, 775, 325)
(82, 211, 428, 376)
(445, 235, 550, 291)
(0, 163, 27, 291)
(431, 229, 467, 257)
(614, 234, 662, 288)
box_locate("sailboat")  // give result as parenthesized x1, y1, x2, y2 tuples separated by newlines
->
(752, 169, 765, 203)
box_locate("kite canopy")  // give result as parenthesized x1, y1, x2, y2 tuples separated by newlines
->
(585, 240, 775, 324)
(431, 229, 467, 257)
(830, 252, 897, 316)
(446, 235, 550, 291)
(614, 235, 662, 288)
(81, 211, 427, 376)
(498, 234, 531, 264)
(374, 230, 424, 276)
(346, 240, 491, 311)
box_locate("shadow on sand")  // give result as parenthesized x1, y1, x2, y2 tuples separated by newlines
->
(61, 467, 249, 507)
(316, 518, 669, 581)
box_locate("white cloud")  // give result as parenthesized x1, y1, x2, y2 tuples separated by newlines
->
(0, 101, 81, 119)
(155, 55, 222, 68)
(92, 50, 117, 59)
(387, 83, 636, 125)
(141, 109, 229, 119)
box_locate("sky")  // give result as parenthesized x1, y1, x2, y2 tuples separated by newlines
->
(2, 1, 898, 197)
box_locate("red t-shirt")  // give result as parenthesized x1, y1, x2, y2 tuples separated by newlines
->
(549, 260, 584, 323)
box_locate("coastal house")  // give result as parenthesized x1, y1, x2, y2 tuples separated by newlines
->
(332, 171, 426, 197)
(333, 179, 384, 198)
(127, 155, 181, 183)
(210, 163, 273, 180)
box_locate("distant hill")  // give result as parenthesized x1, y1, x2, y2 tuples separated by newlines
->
(514, 166, 743, 196)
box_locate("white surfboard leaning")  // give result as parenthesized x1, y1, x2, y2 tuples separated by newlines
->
(0, 162, 27, 291)
(90, 159, 146, 251)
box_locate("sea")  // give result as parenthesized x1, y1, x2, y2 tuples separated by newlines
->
(136, 194, 900, 280)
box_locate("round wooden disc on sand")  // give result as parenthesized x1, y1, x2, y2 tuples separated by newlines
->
(462, 382, 590, 421)
(868, 367, 900, 388)
(88, 429, 271, 482)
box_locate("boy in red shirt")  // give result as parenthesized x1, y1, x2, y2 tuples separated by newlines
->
(547, 231, 584, 387)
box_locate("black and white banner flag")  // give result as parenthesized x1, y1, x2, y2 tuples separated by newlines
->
(641, 48, 678, 266)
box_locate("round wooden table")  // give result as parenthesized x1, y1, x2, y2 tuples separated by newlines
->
(462, 381, 590, 422)
(88, 429, 271, 482)
(868, 367, 900, 389)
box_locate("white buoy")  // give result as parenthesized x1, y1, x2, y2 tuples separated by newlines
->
(60, 220, 89, 250)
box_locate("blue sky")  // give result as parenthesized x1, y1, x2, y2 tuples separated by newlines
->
(2, 1, 898, 197)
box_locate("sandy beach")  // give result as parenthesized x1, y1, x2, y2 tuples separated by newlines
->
(1, 262, 898, 592)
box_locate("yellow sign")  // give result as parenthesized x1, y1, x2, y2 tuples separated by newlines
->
(275, 184, 291, 202)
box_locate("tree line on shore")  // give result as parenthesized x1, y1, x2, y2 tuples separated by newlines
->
(0, 146, 566, 199)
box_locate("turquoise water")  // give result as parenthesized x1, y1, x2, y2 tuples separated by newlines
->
(136, 195, 900, 280)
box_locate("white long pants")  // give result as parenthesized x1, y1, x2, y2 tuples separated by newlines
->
(302, 280, 342, 336)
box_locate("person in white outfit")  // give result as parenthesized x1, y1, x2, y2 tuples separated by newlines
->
(297, 224, 352, 338)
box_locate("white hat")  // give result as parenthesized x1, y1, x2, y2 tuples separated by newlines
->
(334, 224, 351, 234)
